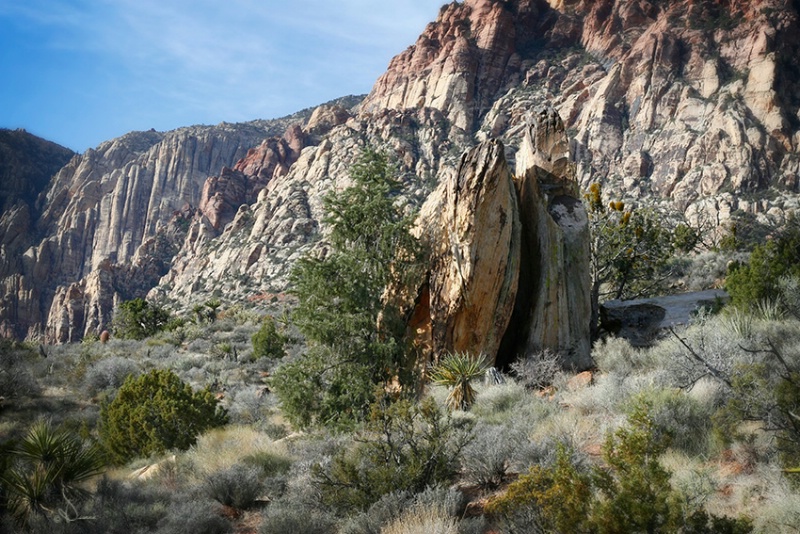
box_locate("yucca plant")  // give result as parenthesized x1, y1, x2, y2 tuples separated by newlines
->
(1, 420, 106, 527)
(429, 352, 490, 411)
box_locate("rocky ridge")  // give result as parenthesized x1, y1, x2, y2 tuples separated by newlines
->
(1, 0, 800, 345)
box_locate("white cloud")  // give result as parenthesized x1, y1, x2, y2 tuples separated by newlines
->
(2, 0, 445, 149)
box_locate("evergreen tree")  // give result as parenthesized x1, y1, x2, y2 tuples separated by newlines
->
(272, 148, 423, 429)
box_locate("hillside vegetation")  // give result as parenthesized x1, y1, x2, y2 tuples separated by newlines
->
(2, 157, 800, 532)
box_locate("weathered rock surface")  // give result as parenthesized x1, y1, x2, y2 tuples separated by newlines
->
(503, 107, 592, 370)
(404, 106, 592, 370)
(2, 0, 800, 347)
(413, 139, 522, 364)
(1, 123, 279, 340)
(367, 0, 800, 227)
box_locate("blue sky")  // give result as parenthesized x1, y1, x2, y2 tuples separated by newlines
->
(0, 0, 445, 152)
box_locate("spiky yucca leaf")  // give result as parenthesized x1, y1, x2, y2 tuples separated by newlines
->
(1, 420, 106, 526)
(429, 353, 489, 411)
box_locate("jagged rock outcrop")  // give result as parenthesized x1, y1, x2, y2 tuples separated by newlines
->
(3, 0, 800, 346)
(1, 124, 276, 341)
(502, 108, 592, 369)
(198, 128, 307, 231)
(366, 0, 800, 228)
(413, 139, 522, 364)
(152, 104, 456, 308)
(404, 106, 592, 370)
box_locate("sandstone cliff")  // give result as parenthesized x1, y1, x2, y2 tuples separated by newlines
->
(365, 0, 800, 227)
(2, 0, 800, 345)
(0, 121, 290, 341)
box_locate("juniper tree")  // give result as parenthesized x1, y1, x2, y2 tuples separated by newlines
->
(272, 148, 423, 429)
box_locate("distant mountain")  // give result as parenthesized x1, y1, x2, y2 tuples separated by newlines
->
(1, 0, 799, 343)
(0, 128, 74, 212)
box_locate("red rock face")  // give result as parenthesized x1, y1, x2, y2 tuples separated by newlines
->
(199, 132, 307, 231)
(362, 0, 528, 131)
(3, 0, 800, 344)
(363, 0, 799, 202)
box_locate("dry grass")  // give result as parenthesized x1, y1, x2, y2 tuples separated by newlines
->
(180, 425, 289, 482)
(380, 505, 459, 534)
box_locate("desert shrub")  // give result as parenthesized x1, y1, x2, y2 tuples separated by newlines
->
(155, 498, 232, 534)
(485, 444, 592, 533)
(677, 250, 746, 292)
(240, 450, 292, 479)
(778, 275, 800, 320)
(510, 349, 562, 390)
(37, 476, 169, 534)
(381, 505, 459, 534)
(653, 315, 750, 389)
(0, 339, 39, 400)
(84, 356, 140, 395)
(258, 502, 336, 534)
(459, 517, 490, 534)
(726, 218, 800, 310)
(752, 491, 800, 533)
(341, 487, 464, 534)
(113, 298, 174, 340)
(470, 381, 556, 428)
(486, 403, 753, 533)
(251, 316, 287, 359)
(226, 385, 273, 425)
(314, 397, 471, 513)
(99, 369, 228, 464)
(204, 464, 263, 509)
(714, 352, 800, 470)
(627, 389, 715, 456)
(460, 423, 527, 490)
(340, 490, 412, 534)
(592, 336, 655, 376)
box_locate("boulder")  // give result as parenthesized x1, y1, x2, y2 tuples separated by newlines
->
(405, 106, 592, 371)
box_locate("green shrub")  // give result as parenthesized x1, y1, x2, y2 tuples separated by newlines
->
(314, 397, 471, 513)
(715, 356, 800, 471)
(99, 369, 227, 464)
(486, 402, 753, 533)
(726, 218, 800, 310)
(113, 298, 174, 340)
(626, 389, 714, 456)
(251, 316, 287, 359)
(485, 445, 592, 533)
